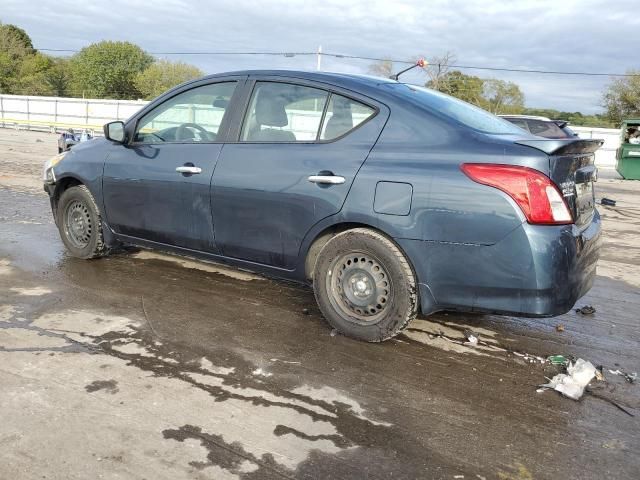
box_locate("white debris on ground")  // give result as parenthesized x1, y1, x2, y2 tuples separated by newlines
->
(9, 286, 52, 296)
(538, 358, 597, 400)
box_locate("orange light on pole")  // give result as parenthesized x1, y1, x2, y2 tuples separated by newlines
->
(390, 58, 428, 80)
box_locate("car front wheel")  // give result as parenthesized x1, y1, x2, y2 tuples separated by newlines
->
(57, 185, 107, 259)
(313, 228, 418, 342)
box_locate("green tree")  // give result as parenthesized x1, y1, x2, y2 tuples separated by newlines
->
(9, 52, 54, 95)
(602, 71, 640, 126)
(522, 108, 613, 128)
(481, 79, 525, 114)
(428, 70, 485, 106)
(70, 41, 153, 98)
(0, 23, 34, 52)
(44, 57, 71, 96)
(134, 60, 203, 99)
(0, 22, 36, 93)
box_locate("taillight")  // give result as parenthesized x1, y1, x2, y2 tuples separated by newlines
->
(461, 163, 573, 225)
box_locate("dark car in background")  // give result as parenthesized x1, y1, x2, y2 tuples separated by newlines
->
(42, 71, 602, 342)
(500, 115, 578, 139)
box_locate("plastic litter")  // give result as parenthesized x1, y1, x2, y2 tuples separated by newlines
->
(514, 351, 546, 364)
(547, 355, 570, 366)
(575, 305, 596, 315)
(600, 197, 616, 206)
(555, 324, 565, 332)
(539, 358, 596, 400)
(608, 369, 637, 384)
(463, 329, 479, 346)
(330, 329, 338, 337)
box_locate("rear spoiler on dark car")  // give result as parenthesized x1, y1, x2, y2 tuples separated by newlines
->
(515, 138, 604, 156)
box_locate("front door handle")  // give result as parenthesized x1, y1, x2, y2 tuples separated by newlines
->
(308, 174, 345, 185)
(176, 165, 202, 174)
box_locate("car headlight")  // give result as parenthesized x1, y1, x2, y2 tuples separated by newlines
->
(43, 152, 66, 184)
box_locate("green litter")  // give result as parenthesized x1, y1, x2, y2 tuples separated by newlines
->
(547, 355, 570, 366)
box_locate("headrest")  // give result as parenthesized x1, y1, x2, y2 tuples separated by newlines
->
(255, 92, 289, 127)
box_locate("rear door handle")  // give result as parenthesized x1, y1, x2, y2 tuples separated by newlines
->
(176, 166, 202, 174)
(308, 175, 345, 185)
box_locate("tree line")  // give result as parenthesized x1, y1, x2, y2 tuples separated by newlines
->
(0, 22, 202, 100)
(1, 22, 638, 126)
(371, 54, 637, 127)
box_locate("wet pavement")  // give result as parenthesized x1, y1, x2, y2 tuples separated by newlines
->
(1, 129, 639, 479)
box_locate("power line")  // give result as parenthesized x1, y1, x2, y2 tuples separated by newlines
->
(35, 47, 640, 77)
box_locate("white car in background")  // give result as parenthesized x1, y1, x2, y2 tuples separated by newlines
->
(500, 115, 578, 139)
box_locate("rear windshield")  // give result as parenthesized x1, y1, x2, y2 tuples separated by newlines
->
(386, 84, 525, 135)
(527, 119, 569, 139)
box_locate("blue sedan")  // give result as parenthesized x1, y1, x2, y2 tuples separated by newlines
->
(42, 70, 602, 342)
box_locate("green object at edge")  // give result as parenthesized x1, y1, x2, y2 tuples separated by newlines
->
(616, 118, 640, 180)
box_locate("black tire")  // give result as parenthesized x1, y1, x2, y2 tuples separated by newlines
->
(57, 185, 107, 259)
(313, 228, 418, 342)
(58, 147, 63, 154)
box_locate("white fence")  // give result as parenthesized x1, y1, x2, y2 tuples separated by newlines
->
(0, 94, 147, 134)
(0, 94, 622, 167)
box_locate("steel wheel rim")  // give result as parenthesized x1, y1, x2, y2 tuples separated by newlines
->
(326, 251, 392, 324)
(63, 200, 92, 249)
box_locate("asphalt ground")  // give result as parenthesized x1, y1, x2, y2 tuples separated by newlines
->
(1, 128, 638, 479)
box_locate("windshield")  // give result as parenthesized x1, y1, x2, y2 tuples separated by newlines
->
(386, 83, 526, 135)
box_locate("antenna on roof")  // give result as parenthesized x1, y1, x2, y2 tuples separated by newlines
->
(390, 58, 427, 81)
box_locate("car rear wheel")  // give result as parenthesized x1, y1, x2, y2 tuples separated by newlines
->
(57, 185, 107, 259)
(313, 228, 417, 342)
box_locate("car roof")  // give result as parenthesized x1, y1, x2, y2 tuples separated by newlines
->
(200, 69, 397, 90)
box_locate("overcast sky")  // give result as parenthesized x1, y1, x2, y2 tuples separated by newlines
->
(2, 0, 637, 113)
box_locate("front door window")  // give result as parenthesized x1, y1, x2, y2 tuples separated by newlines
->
(134, 82, 237, 144)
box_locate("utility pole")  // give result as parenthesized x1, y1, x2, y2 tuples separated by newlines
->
(317, 45, 322, 71)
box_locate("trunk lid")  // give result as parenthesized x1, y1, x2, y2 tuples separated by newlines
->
(515, 139, 603, 228)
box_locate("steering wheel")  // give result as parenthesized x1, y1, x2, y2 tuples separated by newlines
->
(176, 123, 212, 141)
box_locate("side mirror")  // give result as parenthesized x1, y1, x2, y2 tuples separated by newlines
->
(104, 121, 125, 143)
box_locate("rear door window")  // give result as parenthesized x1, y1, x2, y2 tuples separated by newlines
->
(320, 94, 376, 140)
(241, 82, 328, 142)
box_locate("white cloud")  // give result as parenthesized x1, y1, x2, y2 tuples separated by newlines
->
(2, 0, 637, 112)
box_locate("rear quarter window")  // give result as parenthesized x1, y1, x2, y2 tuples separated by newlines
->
(320, 94, 376, 141)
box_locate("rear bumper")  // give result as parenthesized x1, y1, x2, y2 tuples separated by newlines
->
(397, 210, 602, 317)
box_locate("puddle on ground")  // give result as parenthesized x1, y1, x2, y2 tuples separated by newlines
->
(401, 317, 546, 364)
(0, 303, 399, 476)
(132, 250, 264, 282)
